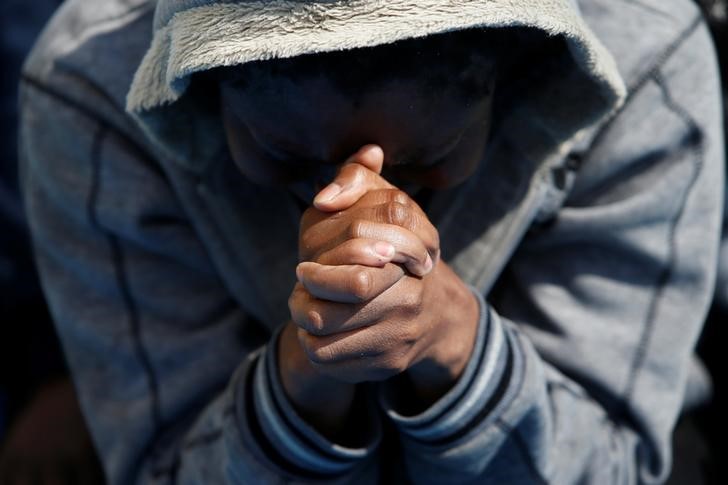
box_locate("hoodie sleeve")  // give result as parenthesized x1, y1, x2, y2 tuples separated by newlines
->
(17, 78, 379, 484)
(379, 17, 723, 485)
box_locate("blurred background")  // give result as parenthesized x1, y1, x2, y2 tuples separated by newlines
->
(1, 1, 104, 483)
(0, 1, 725, 484)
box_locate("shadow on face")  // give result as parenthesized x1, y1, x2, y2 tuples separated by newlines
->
(216, 29, 502, 192)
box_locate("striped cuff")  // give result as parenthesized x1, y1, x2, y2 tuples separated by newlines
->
(249, 326, 380, 476)
(380, 287, 512, 443)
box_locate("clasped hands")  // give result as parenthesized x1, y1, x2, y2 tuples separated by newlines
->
(279, 145, 478, 434)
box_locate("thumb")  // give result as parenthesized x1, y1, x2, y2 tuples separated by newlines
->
(313, 144, 391, 212)
(345, 144, 384, 175)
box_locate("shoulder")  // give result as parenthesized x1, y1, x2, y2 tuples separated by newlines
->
(568, 0, 722, 219)
(579, 0, 707, 88)
(575, 0, 720, 153)
(22, 0, 155, 132)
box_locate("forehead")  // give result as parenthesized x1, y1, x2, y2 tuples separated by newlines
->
(222, 75, 488, 157)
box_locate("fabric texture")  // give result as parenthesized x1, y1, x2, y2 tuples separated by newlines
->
(18, 0, 724, 483)
(126, 0, 625, 176)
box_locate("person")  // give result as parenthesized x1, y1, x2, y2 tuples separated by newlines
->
(17, 0, 723, 483)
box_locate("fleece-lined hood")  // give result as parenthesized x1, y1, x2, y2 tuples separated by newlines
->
(126, 0, 626, 174)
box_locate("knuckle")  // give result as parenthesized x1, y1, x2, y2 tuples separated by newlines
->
(348, 219, 368, 239)
(382, 189, 408, 205)
(370, 356, 408, 380)
(390, 189, 411, 206)
(390, 357, 409, 375)
(350, 269, 372, 301)
(399, 290, 423, 317)
(302, 310, 325, 335)
(385, 201, 411, 227)
(398, 323, 420, 347)
(289, 291, 326, 335)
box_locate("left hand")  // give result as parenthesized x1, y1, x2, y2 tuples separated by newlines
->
(292, 146, 480, 402)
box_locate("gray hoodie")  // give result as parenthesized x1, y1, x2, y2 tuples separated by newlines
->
(18, 0, 723, 483)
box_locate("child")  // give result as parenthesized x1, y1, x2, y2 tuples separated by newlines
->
(18, 0, 723, 483)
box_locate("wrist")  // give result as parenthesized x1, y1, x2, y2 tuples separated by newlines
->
(406, 264, 479, 407)
(277, 322, 357, 438)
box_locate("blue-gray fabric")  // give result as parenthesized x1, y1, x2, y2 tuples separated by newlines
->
(18, 0, 724, 484)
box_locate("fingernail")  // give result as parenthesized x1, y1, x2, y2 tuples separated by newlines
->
(364, 144, 384, 160)
(295, 265, 303, 281)
(314, 183, 343, 204)
(374, 241, 395, 258)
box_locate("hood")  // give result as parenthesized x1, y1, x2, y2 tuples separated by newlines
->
(126, 0, 626, 173)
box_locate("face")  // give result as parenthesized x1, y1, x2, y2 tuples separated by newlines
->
(220, 72, 494, 194)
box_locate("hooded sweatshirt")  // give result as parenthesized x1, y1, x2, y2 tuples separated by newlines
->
(18, 0, 723, 483)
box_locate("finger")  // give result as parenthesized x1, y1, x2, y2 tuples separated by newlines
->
(314, 148, 392, 211)
(302, 212, 435, 275)
(358, 203, 439, 256)
(297, 325, 386, 366)
(350, 190, 440, 264)
(289, 275, 421, 336)
(297, 262, 405, 303)
(316, 238, 397, 267)
(297, 325, 396, 383)
(295, 303, 422, 382)
(345, 144, 385, 175)
(289, 283, 374, 335)
(349, 220, 434, 277)
(300, 188, 417, 255)
(301, 331, 413, 383)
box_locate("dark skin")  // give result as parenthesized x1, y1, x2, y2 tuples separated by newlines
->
(221, 74, 494, 436)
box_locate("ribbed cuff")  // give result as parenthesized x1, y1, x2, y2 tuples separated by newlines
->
(250, 326, 380, 475)
(380, 287, 512, 443)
